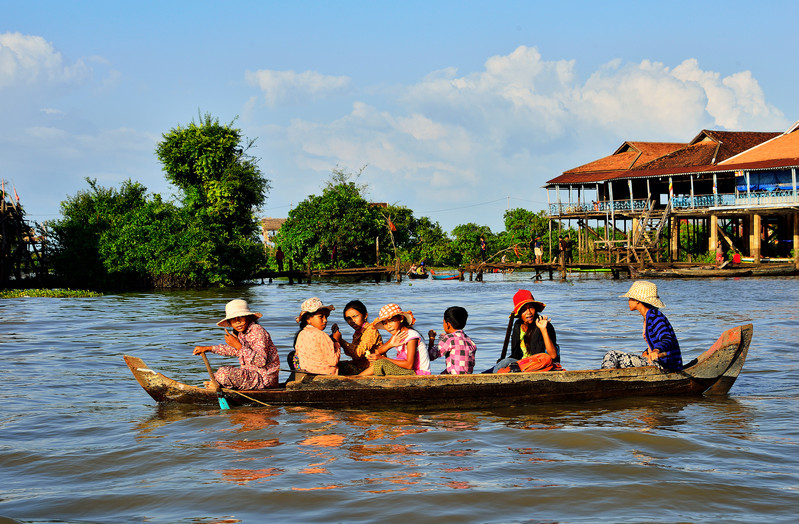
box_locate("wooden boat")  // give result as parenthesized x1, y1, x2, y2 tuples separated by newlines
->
(125, 324, 752, 410)
(431, 271, 459, 280)
(407, 271, 429, 279)
(633, 264, 796, 278)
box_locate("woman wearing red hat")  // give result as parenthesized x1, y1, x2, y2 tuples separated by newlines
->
(491, 289, 559, 372)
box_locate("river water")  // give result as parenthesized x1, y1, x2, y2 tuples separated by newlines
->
(2, 273, 798, 523)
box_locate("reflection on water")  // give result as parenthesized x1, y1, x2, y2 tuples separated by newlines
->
(2, 277, 799, 523)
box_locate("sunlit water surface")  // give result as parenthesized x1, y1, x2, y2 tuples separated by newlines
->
(2, 274, 798, 523)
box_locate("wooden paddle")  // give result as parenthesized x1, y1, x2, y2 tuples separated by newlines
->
(498, 313, 515, 362)
(201, 352, 230, 410)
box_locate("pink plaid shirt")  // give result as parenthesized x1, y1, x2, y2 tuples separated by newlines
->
(429, 330, 476, 374)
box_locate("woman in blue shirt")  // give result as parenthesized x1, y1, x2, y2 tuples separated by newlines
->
(601, 281, 683, 371)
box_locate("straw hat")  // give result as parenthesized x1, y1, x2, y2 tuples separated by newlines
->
(295, 297, 335, 323)
(217, 299, 262, 327)
(512, 289, 546, 316)
(621, 280, 665, 309)
(373, 303, 416, 330)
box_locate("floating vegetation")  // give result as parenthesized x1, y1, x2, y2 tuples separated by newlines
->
(0, 289, 103, 298)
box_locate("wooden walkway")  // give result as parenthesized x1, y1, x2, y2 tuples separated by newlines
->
(460, 262, 632, 281)
(255, 265, 397, 284)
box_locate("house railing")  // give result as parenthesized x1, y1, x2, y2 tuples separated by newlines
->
(671, 190, 799, 209)
(549, 191, 799, 215)
(548, 198, 649, 215)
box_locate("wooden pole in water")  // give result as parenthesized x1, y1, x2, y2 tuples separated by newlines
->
(498, 314, 515, 362)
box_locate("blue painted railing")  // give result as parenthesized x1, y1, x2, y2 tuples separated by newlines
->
(549, 191, 799, 215)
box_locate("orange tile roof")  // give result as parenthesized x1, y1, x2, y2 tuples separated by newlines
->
(548, 130, 782, 186)
(550, 141, 684, 184)
(719, 123, 799, 164)
(629, 141, 718, 171)
(698, 130, 782, 162)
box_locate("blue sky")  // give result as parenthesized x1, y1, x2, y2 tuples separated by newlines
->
(2, 1, 797, 232)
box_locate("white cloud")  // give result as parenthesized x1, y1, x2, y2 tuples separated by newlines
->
(254, 46, 789, 230)
(0, 32, 89, 88)
(245, 69, 352, 107)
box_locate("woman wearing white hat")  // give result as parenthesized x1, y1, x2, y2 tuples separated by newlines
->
(293, 297, 341, 375)
(601, 281, 683, 371)
(193, 299, 280, 389)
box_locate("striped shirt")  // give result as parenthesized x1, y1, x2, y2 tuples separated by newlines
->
(645, 308, 682, 371)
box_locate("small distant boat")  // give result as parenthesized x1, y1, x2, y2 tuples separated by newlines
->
(407, 271, 429, 279)
(431, 270, 459, 280)
(125, 324, 752, 410)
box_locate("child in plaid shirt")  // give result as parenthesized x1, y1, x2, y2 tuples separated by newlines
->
(427, 306, 477, 374)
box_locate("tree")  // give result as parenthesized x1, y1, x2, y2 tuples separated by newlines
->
(155, 113, 270, 283)
(51, 178, 152, 289)
(450, 223, 493, 265)
(51, 113, 271, 289)
(503, 208, 549, 248)
(402, 214, 455, 266)
(276, 167, 384, 269)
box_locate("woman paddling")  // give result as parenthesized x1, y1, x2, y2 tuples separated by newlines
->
(193, 299, 279, 390)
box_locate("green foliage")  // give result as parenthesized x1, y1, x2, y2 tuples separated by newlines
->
(406, 215, 455, 266)
(52, 113, 270, 290)
(0, 289, 102, 298)
(51, 178, 150, 289)
(156, 112, 269, 235)
(276, 168, 384, 269)
(450, 223, 493, 265)
(503, 208, 548, 247)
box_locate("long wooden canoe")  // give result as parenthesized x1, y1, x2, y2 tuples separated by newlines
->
(634, 265, 796, 279)
(125, 324, 752, 410)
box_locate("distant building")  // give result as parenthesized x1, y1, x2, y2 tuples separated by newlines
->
(261, 217, 286, 247)
(544, 122, 799, 264)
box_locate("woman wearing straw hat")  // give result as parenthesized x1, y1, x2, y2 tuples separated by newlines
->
(193, 299, 280, 389)
(601, 281, 683, 371)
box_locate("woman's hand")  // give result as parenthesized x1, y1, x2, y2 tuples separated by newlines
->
(643, 349, 659, 363)
(224, 329, 242, 350)
(193, 346, 209, 355)
(535, 315, 550, 330)
(389, 331, 407, 347)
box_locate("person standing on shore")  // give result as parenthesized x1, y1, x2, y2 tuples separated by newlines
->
(275, 246, 285, 272)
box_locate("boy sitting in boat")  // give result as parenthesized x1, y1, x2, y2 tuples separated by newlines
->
(427, 306, 477, 374)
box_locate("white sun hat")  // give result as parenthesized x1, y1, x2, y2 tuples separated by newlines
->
(216, 299, 262, 327)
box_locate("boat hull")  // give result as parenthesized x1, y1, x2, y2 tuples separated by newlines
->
(125, 324, 752, 409)
(635, 265, 796, 278)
